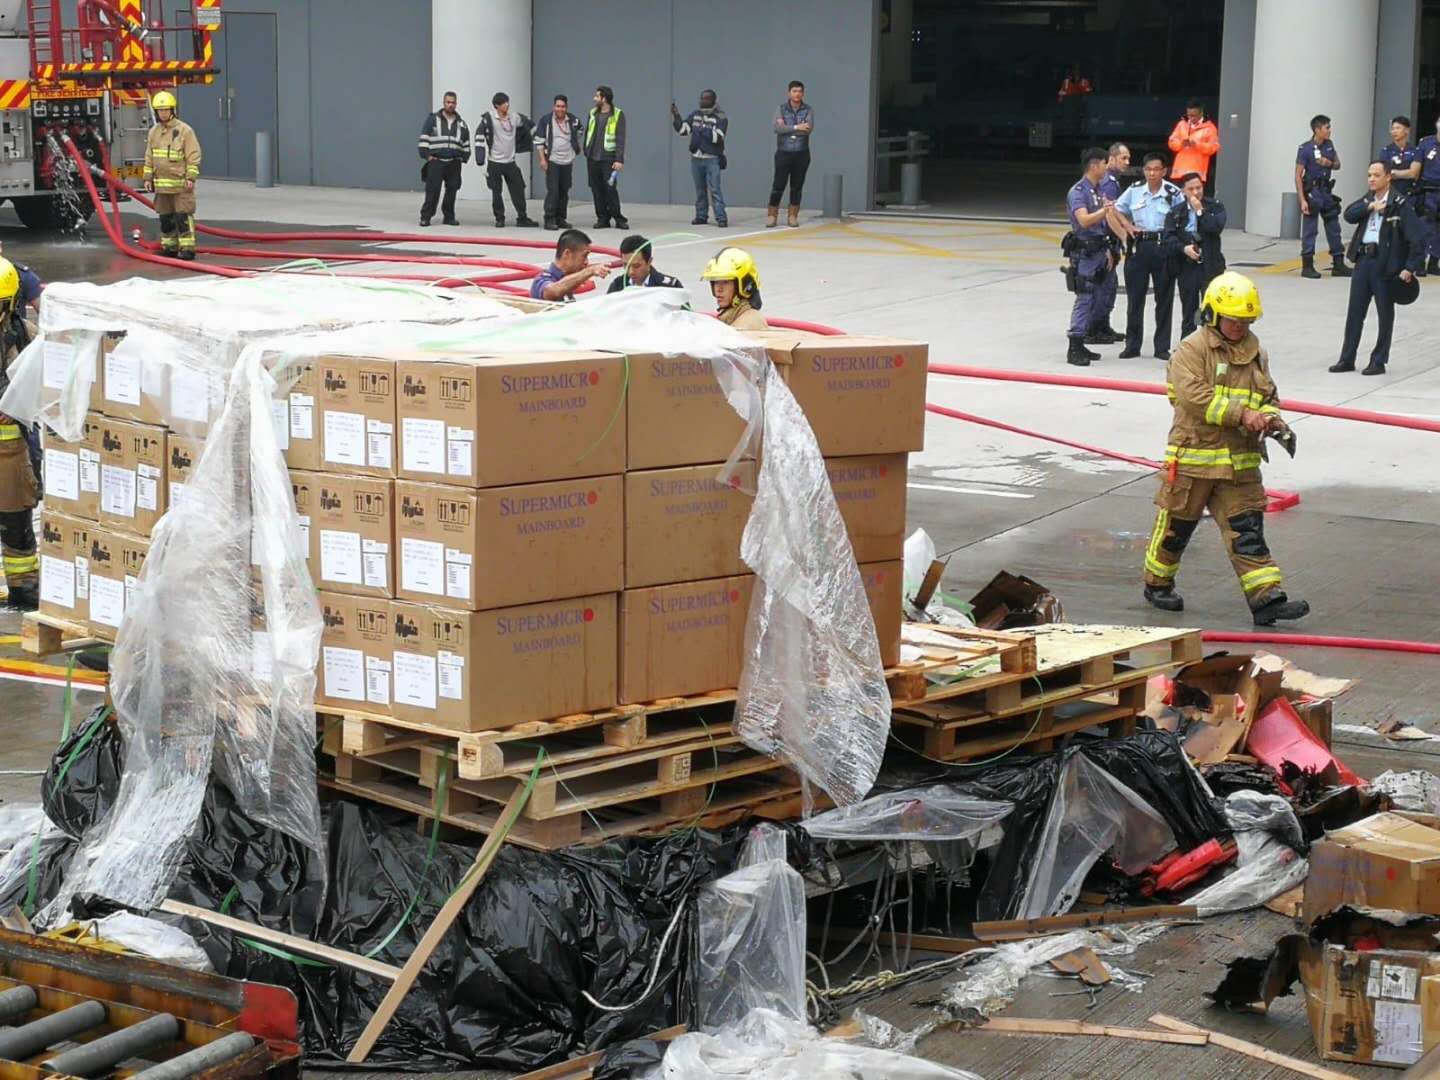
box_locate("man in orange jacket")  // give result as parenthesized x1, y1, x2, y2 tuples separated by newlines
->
(1169, 99, 1220, 183)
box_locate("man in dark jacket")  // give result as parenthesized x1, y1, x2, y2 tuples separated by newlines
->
(1164, 172, 1227, 339)
(671, 90, 728, 227)
(416, 91, 471, 227)
(584, 85, 627, 230)
(1330, 159, 1425, 376)
(607, 235, 683, 292)
(535, 94, 583, 230)
(477, 92, 538, 228)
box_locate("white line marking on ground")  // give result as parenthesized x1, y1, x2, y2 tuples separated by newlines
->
(907, 482, 1034, 499)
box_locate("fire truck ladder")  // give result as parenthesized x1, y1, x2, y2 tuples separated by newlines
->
(26, 0, 63, 74)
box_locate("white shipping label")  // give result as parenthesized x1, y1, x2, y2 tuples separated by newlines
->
(1374, 999, 1424, 1065)
(438, 659, 463, 700)
(141, 356, 165, 398)
(74, 556, 89, 600)
(103, 350, 142, 406)
(361, 539, 389, 589)
(297, 514, 311, 551)
(252, 630, 273, 685)
(366, 419, 393, 469)
(365, 656, 391, 705)
(319, 529, 362, 585)
(169, 481, 186, 506)
(42, 340, 76, 390)
(270, 399, 290, 451)
(136, 463, 161, 512)
(444, 548, 471, 601)
(88, 573, 125, 628)
(40, 554, 75, 609)
(402, 417, 446, 474)
(1380, 963, 1420, 1001)
(393, 650, 437, 710)
(44, 448, 79, 502)
(101, 465, 136, 518)
(322, 645, 366, 702)
(79, 449, 100, 493)
(447, 427, 474, 477)
(290, 394, 315, 440)
(324, 410, 366, 467)
(124, 573, 140, 612)
(400, 536, 445, 595)
(169, 365, 211, 423)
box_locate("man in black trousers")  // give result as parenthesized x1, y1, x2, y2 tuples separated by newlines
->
(416, 91, 471, 226)
(1164, 171, 1228, 340)
(1330, 159, 1425, 376)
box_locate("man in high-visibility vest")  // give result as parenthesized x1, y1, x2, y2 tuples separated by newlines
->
(143, 90, 202, 260)
(1142, 272, 1308, 626)
(0, 258, 40, 610)
(584, 85, 628, 230)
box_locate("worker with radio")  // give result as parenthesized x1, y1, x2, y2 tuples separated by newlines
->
(1417, 116, 1440, 276)
(1163, 171, 1228, 340)
(1084, 142, 1130, 347)
(1142, 272, 1308, 627)
(1295, 114, 1351, 280)
(143, 90, 201, 260)
(0, 258, 40, 611)
(703, 248, 767, 329)
(1062, 147, 1115, 366)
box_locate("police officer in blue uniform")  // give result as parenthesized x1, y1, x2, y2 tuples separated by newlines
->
(1417, 116, 1440, 276)
(1084, 142, 1129, 346)
(1380, 115, 1420, 197)
(1113, 152, 1184, 360)
(1063, 147, 1115, 366)
(1296, 114, 1352, 280)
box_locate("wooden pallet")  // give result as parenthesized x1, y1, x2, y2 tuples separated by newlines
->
(317, 627, 1033, 783)
(20, 610, 106, 656)
(319, 761, 805, 850)
(893, 624, 1202, 715)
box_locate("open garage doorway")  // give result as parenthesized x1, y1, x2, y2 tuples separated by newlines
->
(876, 0, 1223, 220)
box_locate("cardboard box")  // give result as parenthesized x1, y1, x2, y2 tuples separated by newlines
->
(317, 591, 394, 713)
(1304, 813, 1440, 923)
(41, 414, 103, 521)
(390, 594, 617, 731)
(37, 331, 104, 417)
(166, 433, 204, 510)
(859, 560, 903, 668)
(288, 470, 313, 568)
(625, 350, 749, 469)
(623, 464, 754, 588)
(396, 351, 626, 486)
(38, 510, 92, 623)
(619, 575, 753, 704)
(97, 417, 167, 537)
(752, 333, 928, 456)
(300, 355, 397, 477)
(303, 472, 393, 598)
(395, 476, 623, 610)
(98, 332, 166, 425)
(1300, 942, 1440, 1068)
(280, 359, 320, 471)
(87, 527, 150, 640)
(827, 454, 907, 563)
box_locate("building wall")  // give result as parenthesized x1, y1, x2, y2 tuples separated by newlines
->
(1216, 0, 1255, 230)
(531, 0, 879, 211)
(1374, 0, 1423, 153)
(173, 0, 432, 189)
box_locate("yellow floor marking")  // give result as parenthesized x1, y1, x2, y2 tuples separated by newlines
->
(0, 657, 105, 683)
(0, 635, 19, 645)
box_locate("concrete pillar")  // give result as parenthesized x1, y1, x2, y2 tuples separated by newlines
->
(1373, 0, 1421, 153)
(1245, 0, 1378, 237)
(878, 0, 913, 105)
(432, 0, 531, 185)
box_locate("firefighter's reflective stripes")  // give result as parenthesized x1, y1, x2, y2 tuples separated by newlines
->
(1203, 384, 1278, 425)
(1164, 445, 1263, 471)
(0, 81, 30, 109)
(1240, 565, 1283, 594)
(2, 553, 36, 577)
(0, 424, 21, 442)
(1144, 509, 1179, 579)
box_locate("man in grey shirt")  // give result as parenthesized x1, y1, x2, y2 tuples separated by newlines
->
(478, 92, 538, 228)
(768, 80, 814, 228)
(536, 93, 582, 230)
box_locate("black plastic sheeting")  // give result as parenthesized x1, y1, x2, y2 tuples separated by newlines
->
(22, 706, 735, 1071)
(879, 730, 1229, 921)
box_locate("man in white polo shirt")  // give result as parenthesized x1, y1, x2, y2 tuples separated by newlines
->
(478, 92, 539, 229)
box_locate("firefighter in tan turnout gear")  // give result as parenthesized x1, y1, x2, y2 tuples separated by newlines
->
(0, 259, 40, 610)
(1142, 271, 1311, 626)
(144, 90, 202, 260)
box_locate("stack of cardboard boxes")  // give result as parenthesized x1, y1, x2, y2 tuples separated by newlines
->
(37, 332, 214, 640)
(41, 329, 927, 739)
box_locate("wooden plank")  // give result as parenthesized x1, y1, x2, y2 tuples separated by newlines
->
(347, 777, 536, 1063)
(20, 611, 102, 657)
(974, 1017, 1207, 1046)
(912, 559, 946, 610)
(158, 899, 402, 981)
(972, 905, 1198, 942)
(510, 1025, 688, 1080)
(1147, 1014, 1353, 1080)
(1050, 947, 1111, 986)
(810, 927, 984, 956)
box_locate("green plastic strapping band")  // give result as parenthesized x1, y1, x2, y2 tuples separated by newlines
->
(60, 655, 77, 742)
(573, 352, 629, 463)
